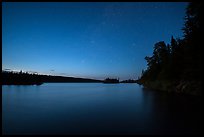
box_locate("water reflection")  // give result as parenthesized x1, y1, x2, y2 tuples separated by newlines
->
(2, 83, 202, 135)
(141, 86, 203, 134)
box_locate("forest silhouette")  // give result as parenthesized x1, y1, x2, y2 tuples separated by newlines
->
(2, 70, 103, 85)
(137, 2, 203, 96)
(2, 71, 137, 85)
(103, 78, 120, 83)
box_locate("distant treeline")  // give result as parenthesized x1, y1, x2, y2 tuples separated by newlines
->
(2, 71, 138, 85)
(103, 78, 119, 83)
(2, 71, 43, 85)
(120, 79, 137, 83)
(138, 2, 203, 96)
(103, 78, 138, 84)
(2, 71, 102, 85)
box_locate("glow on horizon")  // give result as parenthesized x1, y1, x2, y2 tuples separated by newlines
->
(2, 2, 188, 80)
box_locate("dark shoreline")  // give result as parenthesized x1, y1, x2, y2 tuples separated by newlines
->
(2, 71, 103, 85)
(2, 82, 138, 85)
(2, 82, 103, 86)
(137, 80, 202, 97)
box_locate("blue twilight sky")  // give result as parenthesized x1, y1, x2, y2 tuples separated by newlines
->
(2, 2, 188, 80)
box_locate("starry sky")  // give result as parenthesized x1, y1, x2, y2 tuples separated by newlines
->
(2, 2, 188, 80)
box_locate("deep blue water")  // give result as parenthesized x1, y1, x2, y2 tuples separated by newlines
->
(2, 83, 203, 135)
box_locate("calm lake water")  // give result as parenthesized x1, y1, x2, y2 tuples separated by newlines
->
(2, 83, 203, 135)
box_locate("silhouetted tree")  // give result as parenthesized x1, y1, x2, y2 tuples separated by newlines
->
(139, 2, 203, 95)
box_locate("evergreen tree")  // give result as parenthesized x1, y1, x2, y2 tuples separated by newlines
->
(139, 2, 203, 94)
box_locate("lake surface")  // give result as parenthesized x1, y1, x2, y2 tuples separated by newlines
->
(2, 83, 203, 135)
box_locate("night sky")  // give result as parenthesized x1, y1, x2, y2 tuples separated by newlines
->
(2, 2, 188, 80)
